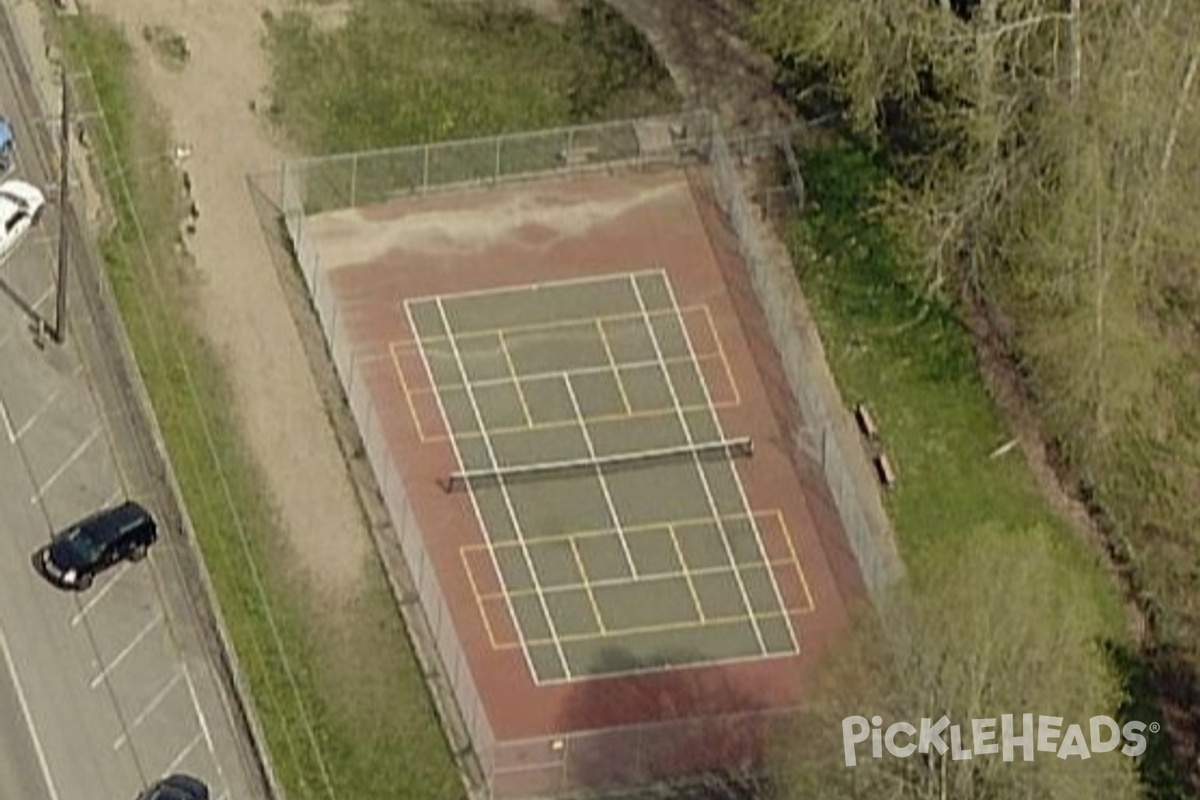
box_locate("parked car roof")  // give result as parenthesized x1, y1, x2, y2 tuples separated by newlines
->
(67, 500, 154, 548)
(0, 179, 44, 213)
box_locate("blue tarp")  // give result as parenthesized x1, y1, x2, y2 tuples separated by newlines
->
(0, 118, 12, 162)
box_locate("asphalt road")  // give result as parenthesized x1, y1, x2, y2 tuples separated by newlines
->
(0, 8, 268, 800)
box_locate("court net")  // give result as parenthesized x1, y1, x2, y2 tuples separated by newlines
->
(442, 436, 754, 493)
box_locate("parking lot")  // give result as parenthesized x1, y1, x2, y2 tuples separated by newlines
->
(0, 45, 255, 800)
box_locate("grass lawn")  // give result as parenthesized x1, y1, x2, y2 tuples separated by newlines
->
(789, 142, 1125, 624)
(263, 0, 678, 152)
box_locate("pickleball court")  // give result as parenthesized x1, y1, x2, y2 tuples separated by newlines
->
(294, 164, 865, 795)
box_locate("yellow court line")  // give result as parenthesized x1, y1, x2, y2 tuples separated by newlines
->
(490, 601, 814, 651)
(595, 319, 632, 414)
(569, 538, 607, 634)
(401, 349, 726, 398)
(459, 548, 511, 649)
(777, 509, 817, 613)
(497, 332, 533, 427)
(391, 303, 710, 347)
(389, 340, 432, 444)
(511, 605, 812, 648)
(702, 305, 742, 407)
(462, 509, 782, 555)
(459, 511, 820, 653)
(668, 522, 707, 623)
(475, 555, 804, 604)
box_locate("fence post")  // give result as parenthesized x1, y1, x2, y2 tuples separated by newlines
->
(280, 161, 288, 219)
(350, 152, 358, 208)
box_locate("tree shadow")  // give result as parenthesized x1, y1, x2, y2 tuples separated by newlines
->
(553, 646, 779, 798)
(1104, 639, 1198, 800)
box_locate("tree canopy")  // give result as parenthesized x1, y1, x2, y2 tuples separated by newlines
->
(775, 528, 1143, 800)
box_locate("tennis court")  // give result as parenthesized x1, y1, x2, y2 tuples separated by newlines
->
(398, 269, 814, 684)
(297, 165, 865, 795)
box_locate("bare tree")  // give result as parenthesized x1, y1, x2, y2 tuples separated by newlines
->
(773, 527, 1144, 800)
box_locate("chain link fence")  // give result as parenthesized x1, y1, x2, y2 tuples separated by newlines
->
(706, 122, 904, 603)
(284, 110, 713, 215)
(282, 110, 901, 799)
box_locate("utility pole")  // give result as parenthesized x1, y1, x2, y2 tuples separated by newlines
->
(53, 68, 70, 344)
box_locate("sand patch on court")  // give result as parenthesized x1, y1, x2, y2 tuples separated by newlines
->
(308, 176, 687, 270)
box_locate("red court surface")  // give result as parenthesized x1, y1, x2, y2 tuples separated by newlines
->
(303, 167, 868, 794)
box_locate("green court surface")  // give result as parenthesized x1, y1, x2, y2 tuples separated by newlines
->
(405, 270, 800, 683)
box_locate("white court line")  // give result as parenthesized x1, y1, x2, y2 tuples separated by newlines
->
(405, 297, 555, 682)
(0, 611, 61, 800)
(70, 562, 131, 626)
(409, 267, 662, 306)
(31, 426, 102, 502)
(561, 375, 638, 576)
(90, 611, 162, 689)
(668, 524, 707, 622)
(163, 731, 204, 776)
(0, 396, 14, 442)
(433, 296, 572, 679)
(629, 273, 767, 654)
(659, 273, 798, 651)
(532, 642, 801, 687)
(113, 669, 185, 750)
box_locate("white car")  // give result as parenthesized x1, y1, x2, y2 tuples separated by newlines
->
(0, 179, 45, 262)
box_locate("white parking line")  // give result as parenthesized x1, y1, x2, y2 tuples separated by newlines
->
(113, 669, 184, 750)
(89, 611, 162, 689)
(163, 731, 204, 776)
(0, 611, 61, 800)
(182, 662, 217, 760)
(102, 487, 123, 509)
(70, 562, 131, 626)
(30, 426, 101, 502)
(0, 396, 14, 443)
(15, 368, 84, 440)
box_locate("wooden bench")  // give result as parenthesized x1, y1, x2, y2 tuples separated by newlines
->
(854, 402, 879, 440)
(873, 452, 898, 490)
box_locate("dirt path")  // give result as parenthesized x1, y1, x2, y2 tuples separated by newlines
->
(60, 0, 370, 600)
(602, 0, 792, 134)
